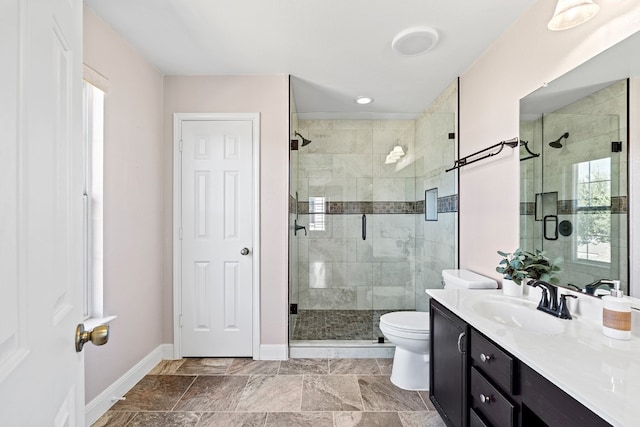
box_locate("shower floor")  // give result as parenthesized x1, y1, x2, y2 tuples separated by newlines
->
(291, 309, 399, 341)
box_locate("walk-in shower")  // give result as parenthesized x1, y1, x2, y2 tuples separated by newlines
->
(288, 80, 459, 357)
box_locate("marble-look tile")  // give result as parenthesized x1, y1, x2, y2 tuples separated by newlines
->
(173, 375, 249, 411)
(334, 411, 403, 427)
(418, 391, 436, 411)
(376, 358, 394, 376)
(330, 359, 381, 375)
(358, 375, 427, 411)
(148, 359, 185, 375)
(307, 288, 357, 310)
(91, 411, 137, 427)
(265, 412, 334, 427)
(236, 375, 303, 412)
(279, 358, 329, 375)
(198, 412, 267, 427)
(227, 358, 280, 375)
(176, 358, 233, 375)
(128, 411, 200, 427)
(398, 411, 447, 427)
(301, 375, 363, 411)
(111, 375, 195, 411)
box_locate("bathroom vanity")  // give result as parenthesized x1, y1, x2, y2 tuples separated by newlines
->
(428, 289, 640, 427)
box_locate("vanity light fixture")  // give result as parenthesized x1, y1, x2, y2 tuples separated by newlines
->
(548, 0, 600, 31)
(355, 96, 374, 105)
(385, 144, 406, 164)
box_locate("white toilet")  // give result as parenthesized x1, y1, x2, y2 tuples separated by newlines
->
(379, 269, 497, 390)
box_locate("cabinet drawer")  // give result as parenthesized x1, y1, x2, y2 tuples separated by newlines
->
(471, 367, 516, 427)
(470, 408, 489, 427)
(471, 329, 516, 394)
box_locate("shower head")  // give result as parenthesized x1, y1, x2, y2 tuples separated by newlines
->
(548, 132, 569, 148)
(294, 131, 312, 147)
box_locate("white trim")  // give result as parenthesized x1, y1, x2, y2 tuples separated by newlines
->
(259, 344, 289, 360)
(289, 342, 395, 359)
(84, 344, 164, 426)
(630, 77, 639, 298)
(172, 113, 261, 359)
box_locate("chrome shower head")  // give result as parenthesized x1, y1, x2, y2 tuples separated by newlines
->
(549, 132, 569, 148)
(294, 131, 312, 147)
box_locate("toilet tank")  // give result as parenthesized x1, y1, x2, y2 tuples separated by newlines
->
(442, 269, 498, 289)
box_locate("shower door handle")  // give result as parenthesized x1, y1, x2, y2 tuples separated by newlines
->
(362, 214, 367, 240)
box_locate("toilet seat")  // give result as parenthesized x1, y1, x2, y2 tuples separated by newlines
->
(380, 311, 429, 334)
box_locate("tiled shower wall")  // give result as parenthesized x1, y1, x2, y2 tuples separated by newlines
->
(291, 81, 459, 313)
(520, 80, 628, 290)
(295, 119, 418, 311)
(414, 82, 458, 312)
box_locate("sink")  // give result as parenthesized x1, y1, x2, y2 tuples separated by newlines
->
(471, 296, 567, 335)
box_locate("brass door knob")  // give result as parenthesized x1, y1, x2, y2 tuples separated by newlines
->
(75, 323, 110, 352)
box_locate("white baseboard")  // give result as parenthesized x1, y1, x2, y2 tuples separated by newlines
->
(85, 344, 172, 426)
(258, 344, 288, 360)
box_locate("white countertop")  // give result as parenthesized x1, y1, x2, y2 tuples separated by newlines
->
(427, 288, 640, 427)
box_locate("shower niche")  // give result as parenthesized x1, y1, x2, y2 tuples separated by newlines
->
(288, 80, 459, 352)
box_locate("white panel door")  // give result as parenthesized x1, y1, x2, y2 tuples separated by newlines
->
(180, 120, 254, 356)
(0, 0, 85, 425)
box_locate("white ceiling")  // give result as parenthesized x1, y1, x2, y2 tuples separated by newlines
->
(85, 0, 537, 117)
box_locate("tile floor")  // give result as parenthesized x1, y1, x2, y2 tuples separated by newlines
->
(93, 358, 446, 427)
(290, 310, 396, 341)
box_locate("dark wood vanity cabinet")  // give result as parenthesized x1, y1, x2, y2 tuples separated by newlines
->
(429, 299, 611, 427)
(430, 299, 470, 427)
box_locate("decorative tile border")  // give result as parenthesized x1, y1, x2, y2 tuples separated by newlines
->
(438, 195, 458, 213)
(297, 195, 459, 215)
(520, 196, 628, 215)
(612, 196, 628, 214)
(520, 202, 535, 215)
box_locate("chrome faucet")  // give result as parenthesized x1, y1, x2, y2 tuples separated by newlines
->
(530, 280, 577, 319)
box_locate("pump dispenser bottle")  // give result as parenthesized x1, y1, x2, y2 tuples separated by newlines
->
(602, 280, 631, 340)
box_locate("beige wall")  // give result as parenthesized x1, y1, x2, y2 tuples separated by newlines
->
(83, 8, 165, 402)
(458, 0, 640, 283)
(162, 75, 290, 347)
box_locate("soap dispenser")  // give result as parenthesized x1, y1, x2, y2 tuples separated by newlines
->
(602, 280, 631, 340)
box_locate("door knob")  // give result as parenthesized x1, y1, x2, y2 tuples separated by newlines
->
(75, 323, 109, 352)
(240, 247, 250, 255)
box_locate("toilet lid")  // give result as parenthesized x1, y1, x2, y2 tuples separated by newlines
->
(381, 311, 429, 333)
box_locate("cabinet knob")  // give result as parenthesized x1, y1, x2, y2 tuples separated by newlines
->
(480, 393, 492, 404)
(480, 353, 492, 362)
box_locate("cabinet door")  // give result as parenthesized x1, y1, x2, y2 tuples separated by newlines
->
(430, 299, 470, 427)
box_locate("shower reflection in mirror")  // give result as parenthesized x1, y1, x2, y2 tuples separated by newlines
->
(519, 79, 628, 294)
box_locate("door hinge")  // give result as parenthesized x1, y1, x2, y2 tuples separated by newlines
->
(179, 314, 183, 327)
(179, 227, 183, 240)
(179, 140, 183, 152)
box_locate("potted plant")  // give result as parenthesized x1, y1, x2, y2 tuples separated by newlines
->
(522, 249, 562, 284)
(496, 248, 562, 296)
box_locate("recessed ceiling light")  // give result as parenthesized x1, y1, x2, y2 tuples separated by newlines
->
(355, 96, 374, 105)
(391, 26, 439, 56)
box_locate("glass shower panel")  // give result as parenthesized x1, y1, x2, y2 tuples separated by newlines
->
(289, 81, 459, 345)
(292, 119, 376, 341)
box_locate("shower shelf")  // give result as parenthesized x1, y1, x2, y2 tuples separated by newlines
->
(445, 137, 519, 172)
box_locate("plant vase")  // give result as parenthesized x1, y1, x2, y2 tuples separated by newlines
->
(502, 278, 523, 297)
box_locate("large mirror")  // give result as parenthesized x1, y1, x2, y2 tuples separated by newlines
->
(519, 31, 640, 296)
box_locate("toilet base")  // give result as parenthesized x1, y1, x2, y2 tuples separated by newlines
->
(389, 346, 430, 391)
